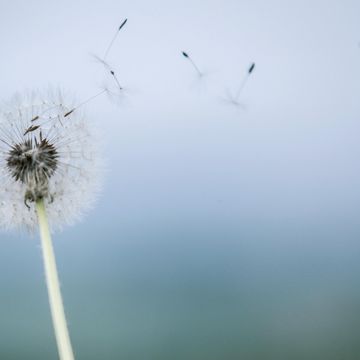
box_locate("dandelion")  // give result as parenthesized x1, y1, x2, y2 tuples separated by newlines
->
(0, 88, 103, 359)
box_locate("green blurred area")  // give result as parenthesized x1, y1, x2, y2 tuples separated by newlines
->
(1, 218, 360, 360)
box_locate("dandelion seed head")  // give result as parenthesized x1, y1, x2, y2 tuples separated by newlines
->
(0, 88, 103, 232)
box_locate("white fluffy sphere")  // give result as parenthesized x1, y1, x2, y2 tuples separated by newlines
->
(0, 88, 103, 232)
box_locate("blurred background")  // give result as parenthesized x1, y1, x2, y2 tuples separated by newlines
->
(1, 0, 360, 358)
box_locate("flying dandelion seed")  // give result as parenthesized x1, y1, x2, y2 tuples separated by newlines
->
(103, 18, 128, 62)
(224, 62, 256, 107)
(91, 19, 128, 96)
(182, 50, 203, 77)
(0, 88, 103, 360)
(92, 54, 125, 96)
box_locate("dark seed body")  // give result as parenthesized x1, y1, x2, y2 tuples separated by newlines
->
(6, 137, 58, 202)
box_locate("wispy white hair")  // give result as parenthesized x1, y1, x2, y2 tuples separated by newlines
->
(0, 88, 103, 232)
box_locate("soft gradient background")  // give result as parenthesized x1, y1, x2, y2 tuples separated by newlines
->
(1, 0, 360, 359)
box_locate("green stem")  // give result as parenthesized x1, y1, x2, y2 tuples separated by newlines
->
(36, 198, 75, 360)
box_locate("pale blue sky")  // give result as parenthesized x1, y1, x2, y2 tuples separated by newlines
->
(1, 0, 360, 359)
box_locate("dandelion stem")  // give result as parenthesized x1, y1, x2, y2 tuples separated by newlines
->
(36, 198, 75, 360)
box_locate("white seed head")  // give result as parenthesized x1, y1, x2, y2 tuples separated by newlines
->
(0, 88, 103, 232)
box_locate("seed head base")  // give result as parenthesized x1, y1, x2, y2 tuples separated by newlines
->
(6, 136, 58, 206)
